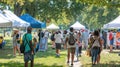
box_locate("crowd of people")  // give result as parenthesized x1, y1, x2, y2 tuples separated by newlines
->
(1, 26, 120, 67)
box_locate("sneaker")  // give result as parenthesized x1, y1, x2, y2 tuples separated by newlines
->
(71, 64, 73, 66)
(67, 61, 69, 64)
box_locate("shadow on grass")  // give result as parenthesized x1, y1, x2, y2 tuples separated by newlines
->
(0, 62, 64, 67)
(0, 38, 16, 59)
(34, 46, 67, 58)
(82, 61, 120, 67)
(0, 44, 67, 59)
(0, 46, 14, 59)
(0, 38, 67, 63)
(110, 51, 120, 54)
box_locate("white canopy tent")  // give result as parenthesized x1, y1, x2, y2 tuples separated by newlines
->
(0, 14, 11, 27)
(46, 23, 59, 29)
(103, 15, 120, 29)
(0, 10, 30, 27)
(0, 15, 9, 23)
(70, 21, 85, 29)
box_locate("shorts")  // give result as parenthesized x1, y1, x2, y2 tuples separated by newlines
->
(13, 41, 19, 47)
(55, 43, 61, 49)
(67, 43, 76, 48)
(69, 47, 75, 53)
(110, 39, 114, 45)
(24, 51, 34, 62)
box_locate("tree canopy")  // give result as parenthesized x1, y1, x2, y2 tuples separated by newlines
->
(0, 0, 120, 29)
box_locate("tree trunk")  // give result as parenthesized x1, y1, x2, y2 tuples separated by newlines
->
(14, 2, 23, 16)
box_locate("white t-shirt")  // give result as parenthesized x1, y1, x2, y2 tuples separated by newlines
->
(44, 31, 49, 38)
(54, 33, 63, 43)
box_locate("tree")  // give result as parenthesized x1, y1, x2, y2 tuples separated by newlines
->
(0, 0, 120, 29)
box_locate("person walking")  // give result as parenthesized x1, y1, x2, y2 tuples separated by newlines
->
(109, 30, 114, 52)
(90, 30, 102, 65)
(102, 31, 107, 49)
(38, 29, 42, 43)
(63, 30, 68, 49)
(82, 29, 89, 50)
(65, 27, 76, 66)
(44, 30, 49, 50)
(54, 31, 63, 57)
(12, 29, 21, 56)
(22, 26, 34, 67)
(75, 31, 82, 61)
(50, 31, 55, 49)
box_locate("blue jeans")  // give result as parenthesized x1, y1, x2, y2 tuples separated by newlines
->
(91, 47, 99, 63)
(83, 40, 88, 49)
(75, 44, 79, 60)
(45, 38, 48, 50)
(39, 43, 45, 51)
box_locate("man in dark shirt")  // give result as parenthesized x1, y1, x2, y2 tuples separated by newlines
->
(38, 29, 43, 42)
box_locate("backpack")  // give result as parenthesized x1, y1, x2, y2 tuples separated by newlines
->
(92, 38, 101, 48)
(20, 42, 25, 53)
(50, 34, 55, 41)
(68, 33, 76, 45)
(20, 34, 29, 53)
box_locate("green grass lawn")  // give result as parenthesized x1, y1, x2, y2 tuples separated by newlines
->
(0, 37, 67, 67)
(1, 37, 120, 67)
(80, 50, 120, 67)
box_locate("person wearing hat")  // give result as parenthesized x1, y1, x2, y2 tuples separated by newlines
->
(11, 29, 21, 56)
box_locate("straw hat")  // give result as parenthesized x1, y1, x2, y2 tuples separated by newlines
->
(13, 28, 18, 31)
(13, 28, 19, 33)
